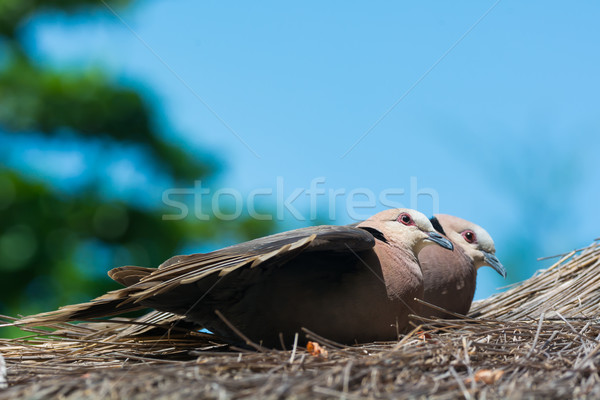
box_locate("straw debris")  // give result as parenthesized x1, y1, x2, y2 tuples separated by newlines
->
(1, 240, 599, 399)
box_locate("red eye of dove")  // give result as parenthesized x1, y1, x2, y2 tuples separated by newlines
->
(397, 213, 415, 226)
(462, 230, 477, 244)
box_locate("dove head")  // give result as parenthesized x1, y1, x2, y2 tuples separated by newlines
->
(357, 208, 453, 256)
(431, 214, 506, 278)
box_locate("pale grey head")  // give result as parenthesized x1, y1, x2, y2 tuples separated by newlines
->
(431, 214, 506, 278)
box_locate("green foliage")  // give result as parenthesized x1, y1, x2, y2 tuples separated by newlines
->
(0, 0, 277, 336)
(0, 0, 132, 37)
(0, 52, 216, 181)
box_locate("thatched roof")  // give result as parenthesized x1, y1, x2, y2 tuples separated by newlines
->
(1, 239, 599, 399)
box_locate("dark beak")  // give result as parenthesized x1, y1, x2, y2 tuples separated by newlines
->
(483, 251, 507, 278)
(426, 231, 453, 250)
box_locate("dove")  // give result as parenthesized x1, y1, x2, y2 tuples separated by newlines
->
(418, 214, 505, 318)
(19, 208, 452, 347)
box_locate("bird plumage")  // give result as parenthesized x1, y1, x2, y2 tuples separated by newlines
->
(17, 208, 453, 347)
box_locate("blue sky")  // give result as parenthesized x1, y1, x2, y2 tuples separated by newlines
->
(12, 1, 600, 299)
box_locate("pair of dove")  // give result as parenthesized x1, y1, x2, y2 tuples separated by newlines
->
(19, 209, 505, 347)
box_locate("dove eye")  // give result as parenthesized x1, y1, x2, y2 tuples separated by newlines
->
(462, 230, 477, 244)
(397, 213, 415, 226)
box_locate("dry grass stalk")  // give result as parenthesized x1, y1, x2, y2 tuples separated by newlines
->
(471, 240, 600, 320)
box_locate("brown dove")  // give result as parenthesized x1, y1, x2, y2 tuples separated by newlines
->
(18, 208, 452, 347)
(418, 214, 505, 318)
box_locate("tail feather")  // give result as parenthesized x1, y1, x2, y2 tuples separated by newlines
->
(17, 289, 145, 326)
(17, 265, 158, 327)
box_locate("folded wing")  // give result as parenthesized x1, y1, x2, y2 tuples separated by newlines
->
(18, 225, 375, 326)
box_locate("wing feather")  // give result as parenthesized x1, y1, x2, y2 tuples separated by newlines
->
(17, 225, 374, 326)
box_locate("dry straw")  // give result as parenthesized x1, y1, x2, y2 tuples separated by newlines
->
(1, 240, 599, 399)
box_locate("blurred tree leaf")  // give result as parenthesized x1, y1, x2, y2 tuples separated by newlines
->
(0, 0, 132, 37)
(0, 51, 216, 181)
